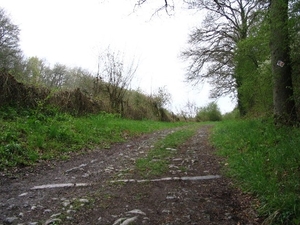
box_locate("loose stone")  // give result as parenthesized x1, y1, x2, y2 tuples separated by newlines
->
(67, 209, 76, 214)
(120, 216, 137, 225)
(126, 209, 146, 215)
(112, 217, 127, 225)
(4, 216, 18, 224)
(18, 192, 28, 197)
(50, 213, 61, 218)
(62, 200, 70, 207)
(162, 209, 171, 214)
(43, 209, 52, 214)
(45, 218, 62, 225)
(79, 198, 89, 203)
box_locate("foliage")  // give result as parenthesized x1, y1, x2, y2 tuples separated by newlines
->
(222, 108, 240, 120)
(0, 107, 186, 170)
(43, 63, 68, 88)
(135, 125, 200, 178)
(0, 72, 104, 115)
(181, 0, 268, 99)
(0, 8, 22, 71)
(212, 119, 300, 224)
(195, 102, 222, 122)
(234, 17, 273, 116)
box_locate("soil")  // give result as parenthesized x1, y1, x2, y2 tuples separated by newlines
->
(0, 125, 263, 225)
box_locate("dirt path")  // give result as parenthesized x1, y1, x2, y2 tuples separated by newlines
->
(0, 125, 261, 225)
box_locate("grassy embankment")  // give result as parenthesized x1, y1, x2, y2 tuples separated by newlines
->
(212, 119, 300, 225)
(0, 107, 187, 170)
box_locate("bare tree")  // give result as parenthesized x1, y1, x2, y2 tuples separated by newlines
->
(151, 86, 172, 109)
(43, 63, 68, 88)
(64, 67, 94, 92)
(149, 86, 172, 121)
(181, 0, 267, 98)
(100, 49, 138, 115)
(134, 0, 175, 16)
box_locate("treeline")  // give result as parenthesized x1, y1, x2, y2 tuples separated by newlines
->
(0, 68, 175, 121)
(181, 0, 300, 125)
(0, 7, 179, 121)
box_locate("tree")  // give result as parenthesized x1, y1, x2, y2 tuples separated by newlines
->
(137, 0, 298, 122)
(64, 67, 94, 93)
(150, 86, 172, 121)
(181, 100, 198, 119)
(0, 8, 22, 71)
(100, 49, 138, 115)
(151, 86, 172, 109)
(269, 0, 297, 124)
(196, 102, 222, 122)
(289, 0, 300, 119)
(181, 0, 268, 115)
(23, 57, 48, 85)
(43, 63, 68, 88)
(134, 0, 175, 16)
(234, 18, 273, 116)
(135, 0, 269, 116)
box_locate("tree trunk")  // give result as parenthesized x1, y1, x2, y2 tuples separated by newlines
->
(270, 0, 297, 125)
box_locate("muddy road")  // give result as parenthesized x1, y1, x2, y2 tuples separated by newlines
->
(0, 125, 261, 225)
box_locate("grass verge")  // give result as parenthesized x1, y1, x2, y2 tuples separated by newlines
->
(0, 107, 186, 170)
(135, 124, 201, 178)
(211, 119, 300, 225)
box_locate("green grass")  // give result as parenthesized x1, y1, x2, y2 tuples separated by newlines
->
(0, 107, 186, 169)
(211, 119, 300, 225)
(135, 124, 201, 178)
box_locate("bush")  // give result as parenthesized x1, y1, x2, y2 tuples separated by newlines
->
(195, 102, 222, 122)
(222, 108, 240, 120)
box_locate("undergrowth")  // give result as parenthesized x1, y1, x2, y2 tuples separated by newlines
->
(135, 125, 200, 178)
(0, 107, 186, 170)
(211, 119, 300, 225)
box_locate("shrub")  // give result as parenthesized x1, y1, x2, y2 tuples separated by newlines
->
(195, 102, 222, 122)
(222, 108, 240, 120)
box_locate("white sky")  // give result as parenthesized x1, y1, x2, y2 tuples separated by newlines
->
(0, 0, 236, 114)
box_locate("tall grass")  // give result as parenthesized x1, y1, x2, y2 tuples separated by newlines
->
(211, 119, 300, 224)
(0, 107, 186, 169)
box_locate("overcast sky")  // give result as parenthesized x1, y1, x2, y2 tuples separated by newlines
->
(1, 0, 236, 114)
